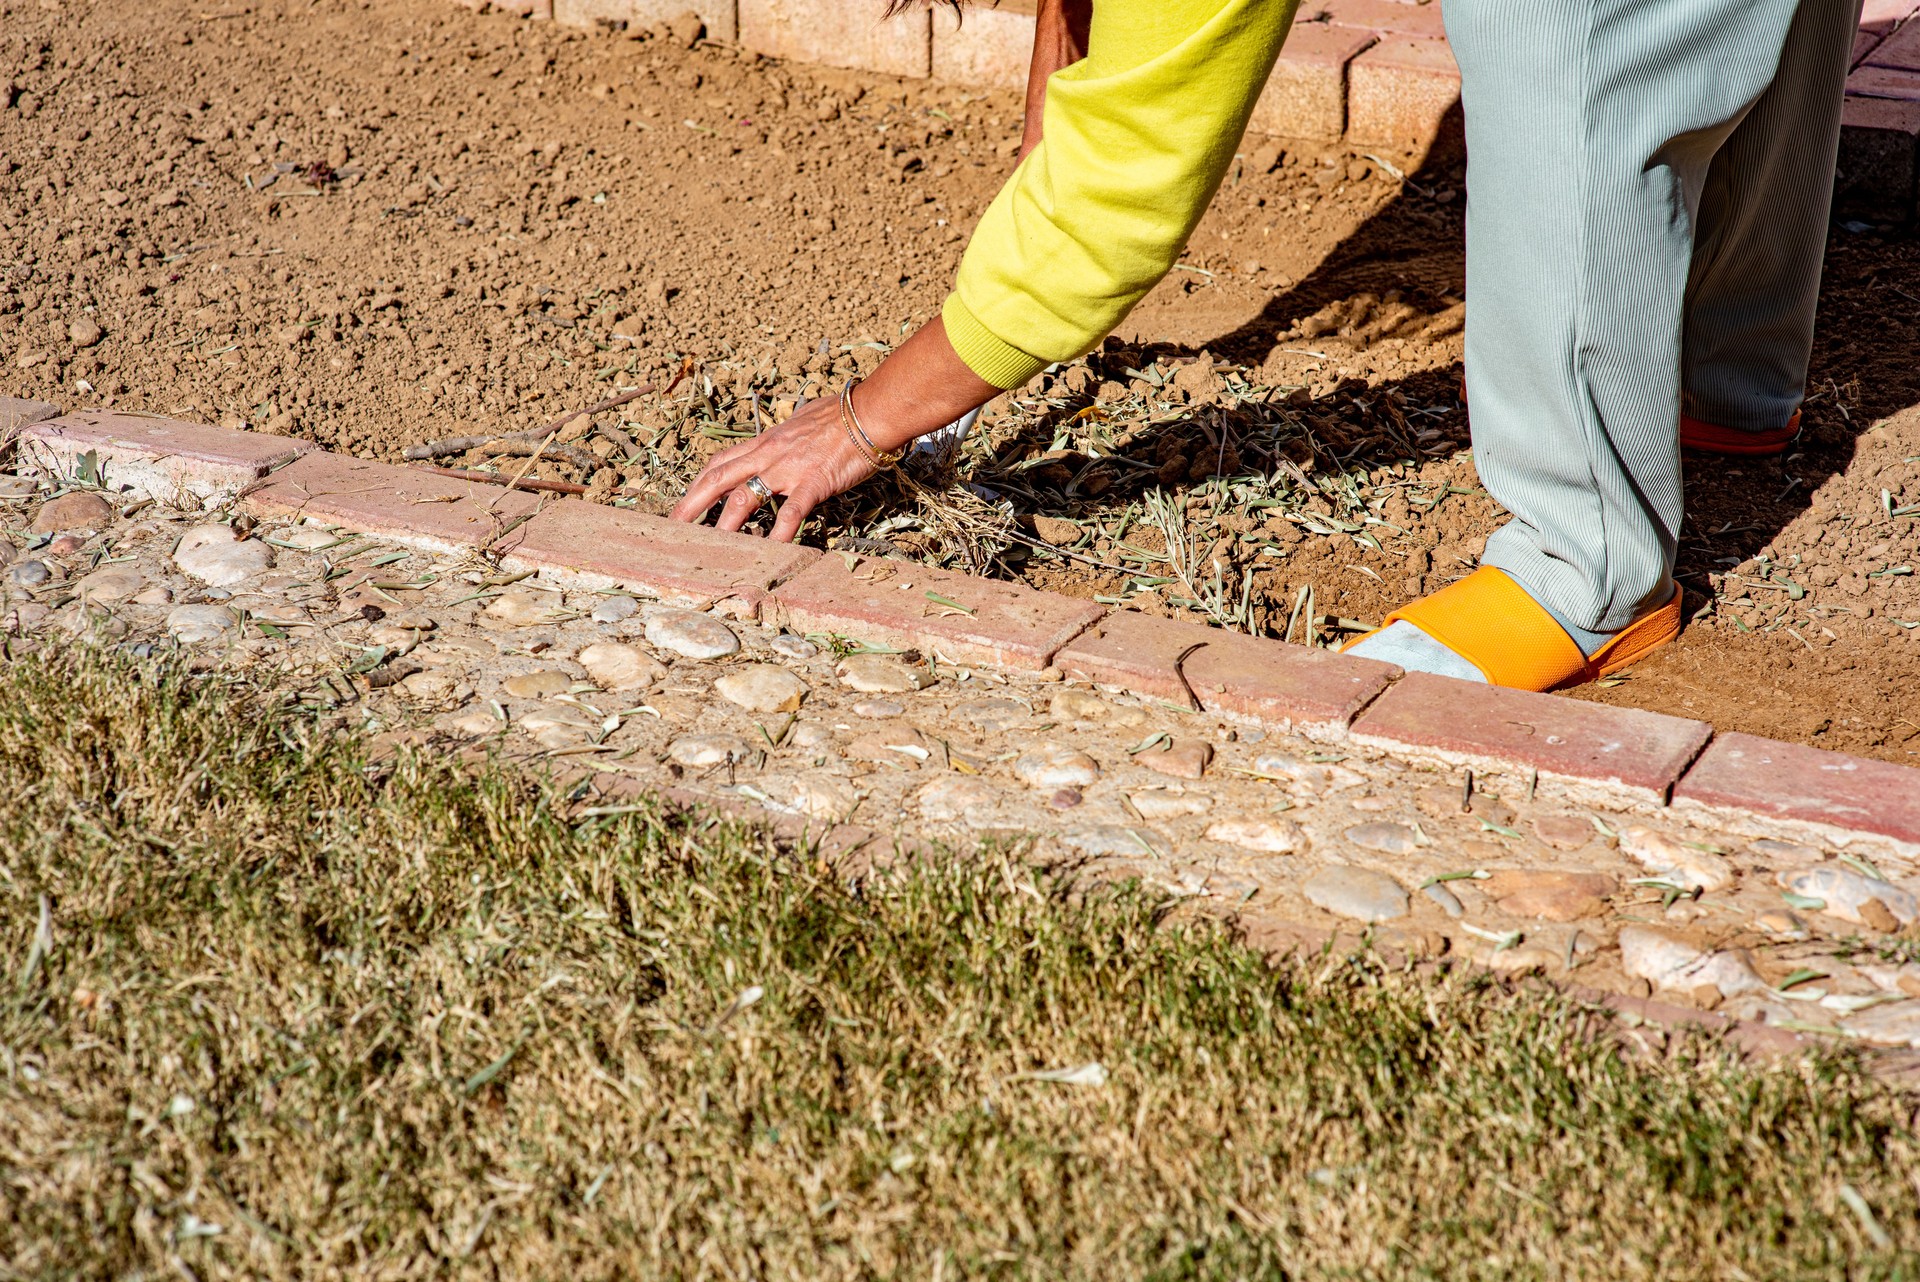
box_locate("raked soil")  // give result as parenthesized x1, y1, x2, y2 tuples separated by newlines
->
(2, 0, 1918, 762)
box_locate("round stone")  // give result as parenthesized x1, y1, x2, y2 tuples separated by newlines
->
(1778, 867, 1918, 929)
(483, 590, 567, 627)
(1048, 688, 1146, 727)
(789, 723, 835, 749)
(1251, 752, 1366, 794)
(771, 633, 819, 660)
(130, 586, 173, 606)
(646, 608, 740, 660)
(837, 652, 935, 693)
(520, 706, 595, 748)
(502, 670, 572, 699)
(0, 539, 13, 568)
(715, 664, 807, 712)
(1345, 822, 1421, 856)
(1531, 813, 1596, 851)
(852, 698, 905, 719)
(74, 566, 144, 603)
(668, 734, 754, 767)
(590, 594, 639, 624)
(68, 317, 103, 347)
(761, 775, 858, 822)
(1482, 869, 1616, 921)
(166, 604, 237, 644)
(1014, 744, 1100, 790)
(31, 491, 114, 534)
(8, 559, 51, 588)
(173, 525, 274, 587)
(1619, 826, 1733, 892)
(1422, 882, 1465, 918)
(1049, 788, 1083, 809)
(1137, 741, 1212, 780)
(1617, 926, 1765, 997)
(1061, 825, 1168, 858)
(579, 641, 663, 691)
(444, 708, 503, 738)
(1302, 867, 1410, 923)
(952, 697, 1031, 732)
(1204, 818, 1307, 854)
(271, 525, 340, 551)
(368, 625, 424, 655)
(1129, 789, 1212, 820)
(915, 776, 1002, 824)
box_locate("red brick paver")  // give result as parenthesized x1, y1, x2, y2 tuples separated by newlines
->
(241, 454, 543, 555)
(740, 0, 931, 79)
(1054, 611, 1398, 741)
(768, 552, 1105, 669)
(1249, 22, 1377, 141)
(1673, 732, 1920, 849)
(19, 410, 313, 498)
(1848, 64, 1920, 101)
(1345, 35, 1462, 158)
(1348, 673, 1713, 802)
(504, 498, 820, 619)
(0, 397, 61, 438)
(1865, 19, 1920, 70)
(1316, 0, 1448, 42)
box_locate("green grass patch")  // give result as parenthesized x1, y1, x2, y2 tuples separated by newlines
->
(1, 648, 1916, 1279)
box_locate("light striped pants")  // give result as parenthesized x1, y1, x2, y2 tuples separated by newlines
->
(1447, 0, 1862, 635)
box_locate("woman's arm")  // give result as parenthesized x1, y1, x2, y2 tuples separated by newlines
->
(1021, 0, 1093, 158)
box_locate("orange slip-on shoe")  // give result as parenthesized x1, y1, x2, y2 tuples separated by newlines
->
(1341, 567, 1683, 692)
(1458, 377, 1800, 456)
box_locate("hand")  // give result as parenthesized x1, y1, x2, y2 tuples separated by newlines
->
(670, 317, 1000, 541)
(668, 393, 875, 542)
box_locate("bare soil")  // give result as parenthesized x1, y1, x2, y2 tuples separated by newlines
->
(3, 0, 1917, 762)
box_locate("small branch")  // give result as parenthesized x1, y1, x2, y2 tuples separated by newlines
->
(414, 465, 589, 495)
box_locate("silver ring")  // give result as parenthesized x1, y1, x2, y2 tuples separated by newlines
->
(743, 475, 774, 501)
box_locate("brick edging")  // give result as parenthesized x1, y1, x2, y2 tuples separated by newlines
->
(15, 407, 1920, 858)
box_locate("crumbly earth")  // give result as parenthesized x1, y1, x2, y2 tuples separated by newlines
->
(1, 0, 1917, 764)
(8, 463, 1920, 1057)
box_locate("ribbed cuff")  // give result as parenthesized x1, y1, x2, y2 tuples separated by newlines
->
(941, 294, 1051, 391)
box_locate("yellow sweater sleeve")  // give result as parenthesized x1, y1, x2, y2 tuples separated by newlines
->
(943, 0, 1299, 390)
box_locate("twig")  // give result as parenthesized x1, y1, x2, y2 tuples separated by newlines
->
(414, 465, 588, 495)
(477, 439, 601, 471)
(487, 360, 693, 513)
(402, 434, 509, 461)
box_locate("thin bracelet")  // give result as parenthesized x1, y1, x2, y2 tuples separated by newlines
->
(842, 381, 902, 469)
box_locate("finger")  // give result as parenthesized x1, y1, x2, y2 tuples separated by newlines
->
(712, 484, 765, 534)
(671, 452, 760, 523)
(769, 491, 812, 543)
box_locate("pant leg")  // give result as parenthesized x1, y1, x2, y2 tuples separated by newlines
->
(1682, 0, 1861, 434)
(1446, 0, 1809, 633)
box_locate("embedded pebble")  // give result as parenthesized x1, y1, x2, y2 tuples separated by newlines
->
(1050, 788, 1082, 809)
(952, 697, 1031, 732)
(770, 633, 819, 660)
(520, 706, 594, 748)
(173, 525, 274, 587)
(838, 652, 936, 693)
(4, 602, 51, 631)
(8, 559, 51, 588)
(1138, 741, 1212, 780)
(1129, 789, 1212, 820)
(1303, 867, 1409, 923)
(715, 664, 807, 712)
(1345, 821, 1420, 856)
(484, 590, 569, 627)
(166, 604, 237, 644)
(46, 534, 85, 556)
(646, 608, 740, 660)
(668, 734, 754, 767)
(1252, 752, 1365, 793)
(1061, 825, 1167, 858)
(1014, 744, 1100, 790)
(1752, 909, 1810, 940)
(130, 586, 173, 606)
(590, 594, 639, 624)
(397, 670, 464, 704)
(789, 723, 835, 750)
(1778, 867, 1918, 929)
(0, 540, 12, 567)
(1748, 838, 1824, 865)
(579, 641, 664, 691)
(271, 525, 341, 551)
(1617, 926, 1766, 997)
(75, 566, 143, 603)
(915, 776, 1003, 824)
(444, 707, 502, 737)
(1204, 818, 1307, 854)
(1531, 813, 1597, 851)
(1619, 826, 1734, 892)
(761, 775, 858, 822)
(845, 726, 931, 766)
(1422, 882, 1465, 917)
(1840, 1001, 1920, 1048)
(851, 697, 905, 719)
(502, 670, 571, 699)
(369, 625, 425, 655)
(384, 609, 436, 631)
(31, 491, 114, 533)
(1482, 869, 1616, 921)
(1049, 689, 1146, 727)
